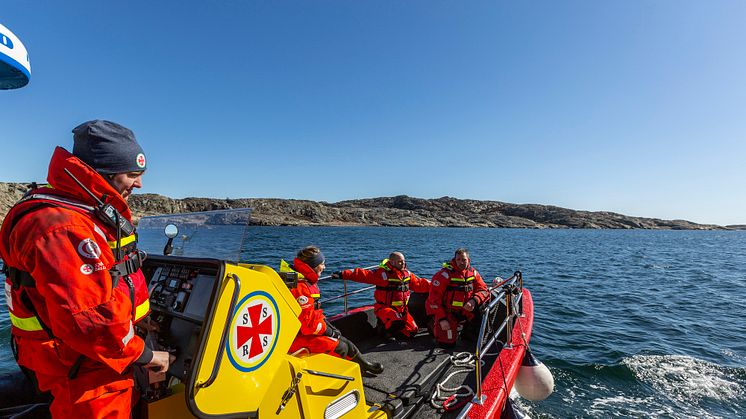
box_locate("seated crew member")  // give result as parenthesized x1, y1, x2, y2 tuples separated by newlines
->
(280, 246, 383, 375)
(331, 252, 430, 340)
(426, 248, 490, 347)
(0, 120, 170, 418)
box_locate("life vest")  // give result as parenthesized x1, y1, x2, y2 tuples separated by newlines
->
(2, 189, 150, 339)
(279, 259, 321, 309)
(440, 262, 478, 310)
(374, 259, 412, 310)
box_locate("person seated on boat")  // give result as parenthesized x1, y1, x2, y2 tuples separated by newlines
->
(330, 252, 430, 340)
(280, 246, 384, 375)
(426, 248, 490, 347)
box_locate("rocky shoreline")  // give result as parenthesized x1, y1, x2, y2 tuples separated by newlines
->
(127, 194, 729, 229)
(0, 182, 733, 229)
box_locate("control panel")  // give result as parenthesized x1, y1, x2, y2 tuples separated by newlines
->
(138, 256, 223, 400)
(148, 264, 216, 321)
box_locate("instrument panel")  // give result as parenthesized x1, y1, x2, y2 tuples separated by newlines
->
(140, 256, 222, 385)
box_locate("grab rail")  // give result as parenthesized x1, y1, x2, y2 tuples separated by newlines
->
(196, 273, 241, 390)
(319, 284, 377, 314)
(473, 271, 523, 404)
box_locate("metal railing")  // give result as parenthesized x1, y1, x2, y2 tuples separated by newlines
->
(473, 271, 523, 404)
(317, 265, 379, 314)
(319, 283, 377, 314)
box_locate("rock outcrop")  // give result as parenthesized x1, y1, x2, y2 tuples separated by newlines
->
(0, 182, 726, 229)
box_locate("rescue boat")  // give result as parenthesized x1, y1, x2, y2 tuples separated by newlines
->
(0, 208, 553, 418)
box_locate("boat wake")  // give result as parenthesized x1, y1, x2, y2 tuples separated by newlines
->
(521, 354, 746, 418)
(620, 354, 745, 417)
(587, 354, 745, 418)
(624, 354, 744, 404)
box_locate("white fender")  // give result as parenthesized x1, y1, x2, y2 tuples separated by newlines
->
(0, 22, 31, 89)
(514, 349, 554, 401)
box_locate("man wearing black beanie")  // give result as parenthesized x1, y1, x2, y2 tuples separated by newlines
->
(0, 120, 170, 418)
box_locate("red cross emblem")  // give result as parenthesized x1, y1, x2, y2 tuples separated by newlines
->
(236, 303, 273, 359)
(136, 153, 146, 168)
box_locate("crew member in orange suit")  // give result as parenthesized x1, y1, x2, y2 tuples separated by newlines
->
(426, 248, 490, 347)
(0, 120, 171, 418)
(331, 252, 430, 340)
(281, 246, 383, 374)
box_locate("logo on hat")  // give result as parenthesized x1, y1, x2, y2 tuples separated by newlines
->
(136, 153, 146, 169)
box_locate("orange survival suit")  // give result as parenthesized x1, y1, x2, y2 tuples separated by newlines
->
(280, 258, 337, 356)
(426, 260, 489, 345)
(280, 258, 383, 374)
(0, 147, 151, 418)
(339, 259, 430, 338)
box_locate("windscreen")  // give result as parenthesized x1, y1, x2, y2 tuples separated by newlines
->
(136, 208, 252, 262)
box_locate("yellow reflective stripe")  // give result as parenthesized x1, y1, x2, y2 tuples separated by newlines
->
(108, 233, 136, 248)
(135, 299, 150, 321)
(451, 277, 466, 282)
(387, 277, 410, 283)
(451, 301, 464, 307)
(311, 294, 320, 298)
(391, 301, 404, 306)
(9, 312, 43, 332)
(279, 259, 305, 279)
(465, 276, 475, 282)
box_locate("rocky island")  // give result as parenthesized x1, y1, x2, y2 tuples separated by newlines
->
(0, 182, 731, 229)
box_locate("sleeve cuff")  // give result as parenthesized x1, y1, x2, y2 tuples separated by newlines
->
(134, 346, 154, 365)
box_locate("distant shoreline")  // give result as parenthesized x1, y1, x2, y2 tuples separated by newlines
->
(1, 182, 738, 230)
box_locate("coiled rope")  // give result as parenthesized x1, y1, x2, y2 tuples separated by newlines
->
(430, 349, 500, 412)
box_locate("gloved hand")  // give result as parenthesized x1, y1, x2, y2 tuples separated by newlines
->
(325, 325, 341, 339)
(331, 271, 343, 280)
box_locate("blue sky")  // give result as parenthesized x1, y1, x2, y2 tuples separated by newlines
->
(2, 1, 745, 225)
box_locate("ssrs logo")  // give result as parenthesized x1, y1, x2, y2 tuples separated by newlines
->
(226, 291, 280, 372)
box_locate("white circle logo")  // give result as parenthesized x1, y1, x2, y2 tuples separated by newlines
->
(136, 153, 146, 169)
(80, 264, 94, 275)
(77, 238, 102, 259)
(297, 295, 309, 306)
(227, 292, 280, 372)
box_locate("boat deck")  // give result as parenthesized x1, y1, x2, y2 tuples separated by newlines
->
(329, 297, 501, 419)
(359, 330, 498, 419)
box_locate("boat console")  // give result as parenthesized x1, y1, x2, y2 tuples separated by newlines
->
(138, 255, 223, 399)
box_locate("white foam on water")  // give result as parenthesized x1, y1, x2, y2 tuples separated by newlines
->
(623, 354, 744, 404)
(587, 394, 676, 417)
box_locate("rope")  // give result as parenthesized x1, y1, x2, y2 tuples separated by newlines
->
(429, 350, 499, 412)
(429, 284, 527, 413)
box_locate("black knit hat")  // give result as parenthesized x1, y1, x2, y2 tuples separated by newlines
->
(72, 120, 147, 174)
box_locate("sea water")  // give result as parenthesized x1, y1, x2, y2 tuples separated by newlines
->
(2, 227, 744, 418)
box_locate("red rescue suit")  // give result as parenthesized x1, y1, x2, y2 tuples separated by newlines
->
(340, 259, 430, 337)
(0, 147, 151, 418)
(426, 260, 489, 345)
(281, 258, 341, 356)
